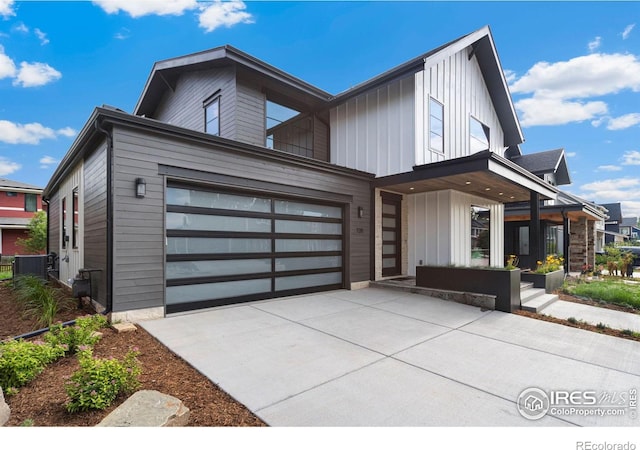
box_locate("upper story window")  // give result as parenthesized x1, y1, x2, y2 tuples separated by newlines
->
(470, 116, 490, 154)
(72, 188, 79, 249)
(25, 193, 37, 212)
(6, 191, 17, 197)
(204, 96, 220, 136)
(429, 98, 444, 153)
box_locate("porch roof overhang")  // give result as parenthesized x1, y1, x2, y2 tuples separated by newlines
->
(372, 150, 558, 203)
(505, 204, 605, 223)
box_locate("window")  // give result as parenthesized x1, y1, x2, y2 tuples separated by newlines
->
(25, 193, 37, 212)
(470, 116, 490, 153)
(429, 98, 444, 153)
(204, 97, 220, 136)
(518, 226, 529, 256)
(471, 206, 490, 267)
(62, 197, 67, 249)
(72, 188, 79, 249)
(6, 191, 17, 197)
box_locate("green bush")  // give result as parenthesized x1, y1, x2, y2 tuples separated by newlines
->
(44, 315, 108, 355)
(0, 339, 65, 392)
(65, 348, 141, 413)
(13, 275, 71, 328)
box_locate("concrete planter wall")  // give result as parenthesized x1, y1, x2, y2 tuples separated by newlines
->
(415, 266, 521, 313)
(520, 269, 565, 293)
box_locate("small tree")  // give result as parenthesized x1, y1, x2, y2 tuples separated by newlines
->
(16, 211, 47, 254)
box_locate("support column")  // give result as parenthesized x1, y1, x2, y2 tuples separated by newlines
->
(563, 212, 570, 274)
(569, 217, 588, 272)
(529, 191, 541, 269)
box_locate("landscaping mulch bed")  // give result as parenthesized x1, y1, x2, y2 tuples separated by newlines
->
(1, 280, 266, 427)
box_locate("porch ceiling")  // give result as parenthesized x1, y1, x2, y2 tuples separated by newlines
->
(505, 209, 599, 223)
(373, 150, 558, 203)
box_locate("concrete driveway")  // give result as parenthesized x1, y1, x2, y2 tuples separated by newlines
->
(140, 288, 640, 426)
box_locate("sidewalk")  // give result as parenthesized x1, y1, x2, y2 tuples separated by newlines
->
(541, 300, 640, 333)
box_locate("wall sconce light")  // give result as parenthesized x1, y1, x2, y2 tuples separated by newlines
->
(135, 178, 146, 198)
(357, 206, 364, 218)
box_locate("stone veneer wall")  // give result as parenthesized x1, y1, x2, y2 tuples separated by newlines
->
(569, 217, 597, 272)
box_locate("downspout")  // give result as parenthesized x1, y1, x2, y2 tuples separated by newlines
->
(43, 198, 50, 256)
(561, 208, 570, 275)
(94, 119, 114, 317)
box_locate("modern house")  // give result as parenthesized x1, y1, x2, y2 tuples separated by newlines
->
(504, 149, 607, 272)
(0, 178, 44, 257)
(600, 203, 627, 245)
(620, 217, 639, 241)
(45, 26, 566, 321)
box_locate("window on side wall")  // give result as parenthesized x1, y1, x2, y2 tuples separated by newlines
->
(72, 188, 79, 249)
(429, 97, 444, 153)
(62, 197, 67, 250)
(204, 96, 220, 136)
(470, 116, 490, 153)
(25, 193, 37, 212)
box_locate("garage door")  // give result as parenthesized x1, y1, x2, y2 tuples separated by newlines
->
(165, 184, 344, 313)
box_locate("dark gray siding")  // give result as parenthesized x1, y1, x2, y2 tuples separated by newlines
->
(235, 79, 265, 146)
(83, 143, 108, 307)
(313, 116, 328, 161)
(153, 66, 237, 139)
(48, 191, 60, 260)
(111, 125, 371, 313)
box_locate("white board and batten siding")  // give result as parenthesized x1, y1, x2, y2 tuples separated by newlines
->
(56, 163, 84, 286)
(330, 75, 415, 177)
(416, 48, 506, 165)
(407, 190, 504, 274)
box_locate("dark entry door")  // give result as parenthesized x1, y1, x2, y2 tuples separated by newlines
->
(381, 192, 401, 277)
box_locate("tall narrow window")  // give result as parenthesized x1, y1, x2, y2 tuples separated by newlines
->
(429, 98, 444, 153)
(72, 188, 79, 249)
(62, 197, 67, 249)
(204, 97, 220, 136)
(470, 116, 490, 153)
(471, 206, 490, 267)
(25, 193, 37, 212)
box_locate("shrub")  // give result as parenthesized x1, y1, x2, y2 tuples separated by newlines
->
(0, 339, 65, 391)
(65, 348, 141, 413)
(44, 315, 108, 355)
(567, 317, 578, 324)
(596, 322, 608, 330)
(13, 275, 71, 328)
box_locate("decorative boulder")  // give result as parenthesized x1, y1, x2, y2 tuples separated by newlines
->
(0, 387, 10, 427)
(96, 390, 189, 427)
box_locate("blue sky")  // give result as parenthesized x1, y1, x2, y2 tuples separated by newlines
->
(1, 1, 639, 218)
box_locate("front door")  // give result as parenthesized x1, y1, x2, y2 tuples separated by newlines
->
(381, 192, 401, 277)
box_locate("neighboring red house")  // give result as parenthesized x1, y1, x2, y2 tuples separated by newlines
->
(0, 178, 44, 257)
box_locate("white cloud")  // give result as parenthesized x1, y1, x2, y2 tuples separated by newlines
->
(604, 113, 640, 131)
(0, 120, 58, 144)
(588, 36, 602, 52)
(622, 150, 640, 165)
(57, 126, 77, 137)
(0, 157, 20, 176)
(39, 155, 59, 169)
(510, 53, 640, 127)
(92, 0, 197, 17)
(566, 152, 577, 157)
(597, 165, 622, 172)
(622, 24, 635, 40)
(503, 69, 517, 85)
(515, 97, 607, 127)
(198, 0, 254, 32)
(14, 22, 28, 33)
(114, 27, 130, 40)
(13, 61, 61, 87)
(0, 45, 16, 79)
(622, 200, 640, 218)
(582, 178, 640, 192)
(34, 28, 49, 45)
(0, 0, 15, 19)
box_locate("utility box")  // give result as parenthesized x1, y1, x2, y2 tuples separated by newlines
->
(13, 255, 48, 280)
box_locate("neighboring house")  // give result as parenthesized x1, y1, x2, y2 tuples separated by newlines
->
(620, 217, 640, 241)
(600, 203, 626, 245)
(504, 149, 607, 272)
(44, 26, 561, 321)
(0, 178, 44, 257)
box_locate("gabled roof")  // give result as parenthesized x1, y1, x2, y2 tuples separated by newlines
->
(600, 203, 623, 222)
(0, 178, 42, 192)
(510, 148, 571, 186)
(135, 45, 333, 117)
(621, 217, 639, 228)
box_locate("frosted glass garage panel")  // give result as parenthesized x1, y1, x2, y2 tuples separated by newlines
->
(275, 239, 342, 252)
(167, 213, 270, 232)
(166, 279, 271, 305)
(167, 188, 271, 212)
(167, 259, 271, 280)
(275, 220, 341, 235)
(275, 200, 342, 218)
(167, 238, 271, 254)
(275, 272, 342, 291)
(275, 256, 342, 272)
